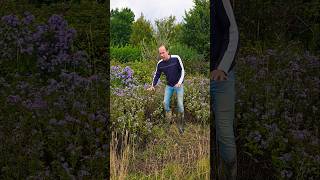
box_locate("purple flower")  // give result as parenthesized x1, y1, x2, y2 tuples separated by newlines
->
(7, 95, 21, 104)
(22, 12, 35, 25)
(48, 15, 67, 31)
(88, 113, 96, 121)
(280, 170, 293, 178)
(89, 75, 98, 81)
(249, 130, 262, 142)
(72, 101, 86, 111)
(1, 14, 20, 27)
(123, 66, 133, 78)
(291, 130, 307, 141)
(279, 153, 292, 162)
(31, 97, 48, 110)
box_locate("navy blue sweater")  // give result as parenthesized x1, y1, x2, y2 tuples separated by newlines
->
(211, 0, 239, 74)
(152, 55, 185, 87)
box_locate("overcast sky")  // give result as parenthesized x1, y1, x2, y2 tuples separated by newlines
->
(110, 0, 195, 24)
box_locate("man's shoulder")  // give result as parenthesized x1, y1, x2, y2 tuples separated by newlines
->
(170, 55, 181, 60)
(157, 59, 164, 65)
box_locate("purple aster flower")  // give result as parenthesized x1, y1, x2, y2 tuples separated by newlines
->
(1, 14, 20, 27)
(31, 97, 48, 110)
(279, 153, 292, 162)
(88, 113, 96, 121)
(22, 12, 35, 25)
(280, 170, 293, 178)
(7, 95, 21, 104)
(48, 15, 67, 30)
(249, 130, 262, 142)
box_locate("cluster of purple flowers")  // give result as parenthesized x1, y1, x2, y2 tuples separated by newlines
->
(1, 12, 89, 74)
(111, 65, 134, 84)
(236, 48, 319, 178)
(111, 65, 139, 96)
(1, 13, 108, 178)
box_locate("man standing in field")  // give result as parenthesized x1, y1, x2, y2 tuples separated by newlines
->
(147, 44, 185, 134)
(211, 0, 239, 179)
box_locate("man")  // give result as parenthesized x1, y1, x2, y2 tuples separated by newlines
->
(147, 45, 185, 134)
(211, 0, 239, 179)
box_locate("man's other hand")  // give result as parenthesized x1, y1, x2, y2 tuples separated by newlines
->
(210, 69, 227, 81)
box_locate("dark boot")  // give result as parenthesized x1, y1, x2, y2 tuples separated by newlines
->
(219, 158, 237, 180)
(177, 112, 184, 134)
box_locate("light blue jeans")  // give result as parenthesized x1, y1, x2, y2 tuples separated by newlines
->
(210, 69, 237, 178)
(164, 85, 184, 113)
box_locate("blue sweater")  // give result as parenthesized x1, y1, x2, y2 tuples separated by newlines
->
(211, 0, 239, 74)
(152, 55, 185, 87)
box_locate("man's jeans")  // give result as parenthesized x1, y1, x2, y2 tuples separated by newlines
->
(210, 69, 237, 179)
(164, 85, 184, 113)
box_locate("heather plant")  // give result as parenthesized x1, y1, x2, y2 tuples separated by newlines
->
(0, 13, 90, 78)
(236, 47, 319, 179)
(110, 64, 210, 142)
(0, 13, 107, 178)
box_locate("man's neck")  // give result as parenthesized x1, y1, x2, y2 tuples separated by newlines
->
(164, 55, 171, 61)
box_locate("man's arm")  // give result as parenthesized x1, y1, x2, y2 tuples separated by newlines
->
(216, 0, 239, 75)
(174, 55, 185, 86)
(147, 60, 162, 90)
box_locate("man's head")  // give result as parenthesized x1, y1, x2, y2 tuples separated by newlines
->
(159, 45, 170, 60)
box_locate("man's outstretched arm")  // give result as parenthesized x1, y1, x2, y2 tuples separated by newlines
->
(147, 61, 162, 90)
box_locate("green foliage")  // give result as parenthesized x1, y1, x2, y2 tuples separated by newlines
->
(154, 16, 179, 46)
(125, 60, 156, 84)
(110, 45, 142, 63)
(170, 43, 208, 75)
(110, 7, 135, 46)
(181, 0, 210, 58)
(234, 0, 320, 52)
(130, 14, 154, 46)
(170, 43, 204, 62)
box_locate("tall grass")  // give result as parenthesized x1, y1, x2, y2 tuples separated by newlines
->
(110, 124, 210, 179)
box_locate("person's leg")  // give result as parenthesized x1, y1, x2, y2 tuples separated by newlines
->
(175, 85, 184, 113)
(210, 69, 236, 179)
(164, 85, 174, 112)
(164, 85, 174, 122)
(175, 85, 184, 133)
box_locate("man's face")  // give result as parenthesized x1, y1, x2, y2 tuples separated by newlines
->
(159, 46, 169, 60)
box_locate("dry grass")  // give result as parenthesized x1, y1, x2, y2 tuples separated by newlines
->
(110, 130, 133, 180)
(110, 123, 210, 179)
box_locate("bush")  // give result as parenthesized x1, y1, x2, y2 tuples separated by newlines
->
(0, 13, 108, 179)
(170, 43, 204, 62)
(169, 43, 208, 75)
(110, 45, 142, 63)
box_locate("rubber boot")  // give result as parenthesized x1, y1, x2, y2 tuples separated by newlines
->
(219, 158, 237, 180)
(177, 112, 184, 134)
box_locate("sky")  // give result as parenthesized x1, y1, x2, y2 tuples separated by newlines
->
(110, 0, 195, 24)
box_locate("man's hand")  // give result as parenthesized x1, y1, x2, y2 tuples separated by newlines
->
(147, 86, 155, 91)
(174, 83, 182, 88)
(210, 69, 227, 81)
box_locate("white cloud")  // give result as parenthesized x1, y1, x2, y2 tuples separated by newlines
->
(110, 0, 195, 24)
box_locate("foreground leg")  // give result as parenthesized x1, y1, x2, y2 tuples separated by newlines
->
(211, 69, 236, 180)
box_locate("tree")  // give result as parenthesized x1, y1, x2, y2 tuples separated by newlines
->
(154, 15, 179, 46)
(130, 14, 154, 46)
(181, 0, 210, 57)
(110, 7, 135, 46)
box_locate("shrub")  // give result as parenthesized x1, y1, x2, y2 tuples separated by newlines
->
(110, 45, 142, 63)
(0, 13, 108, 179)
